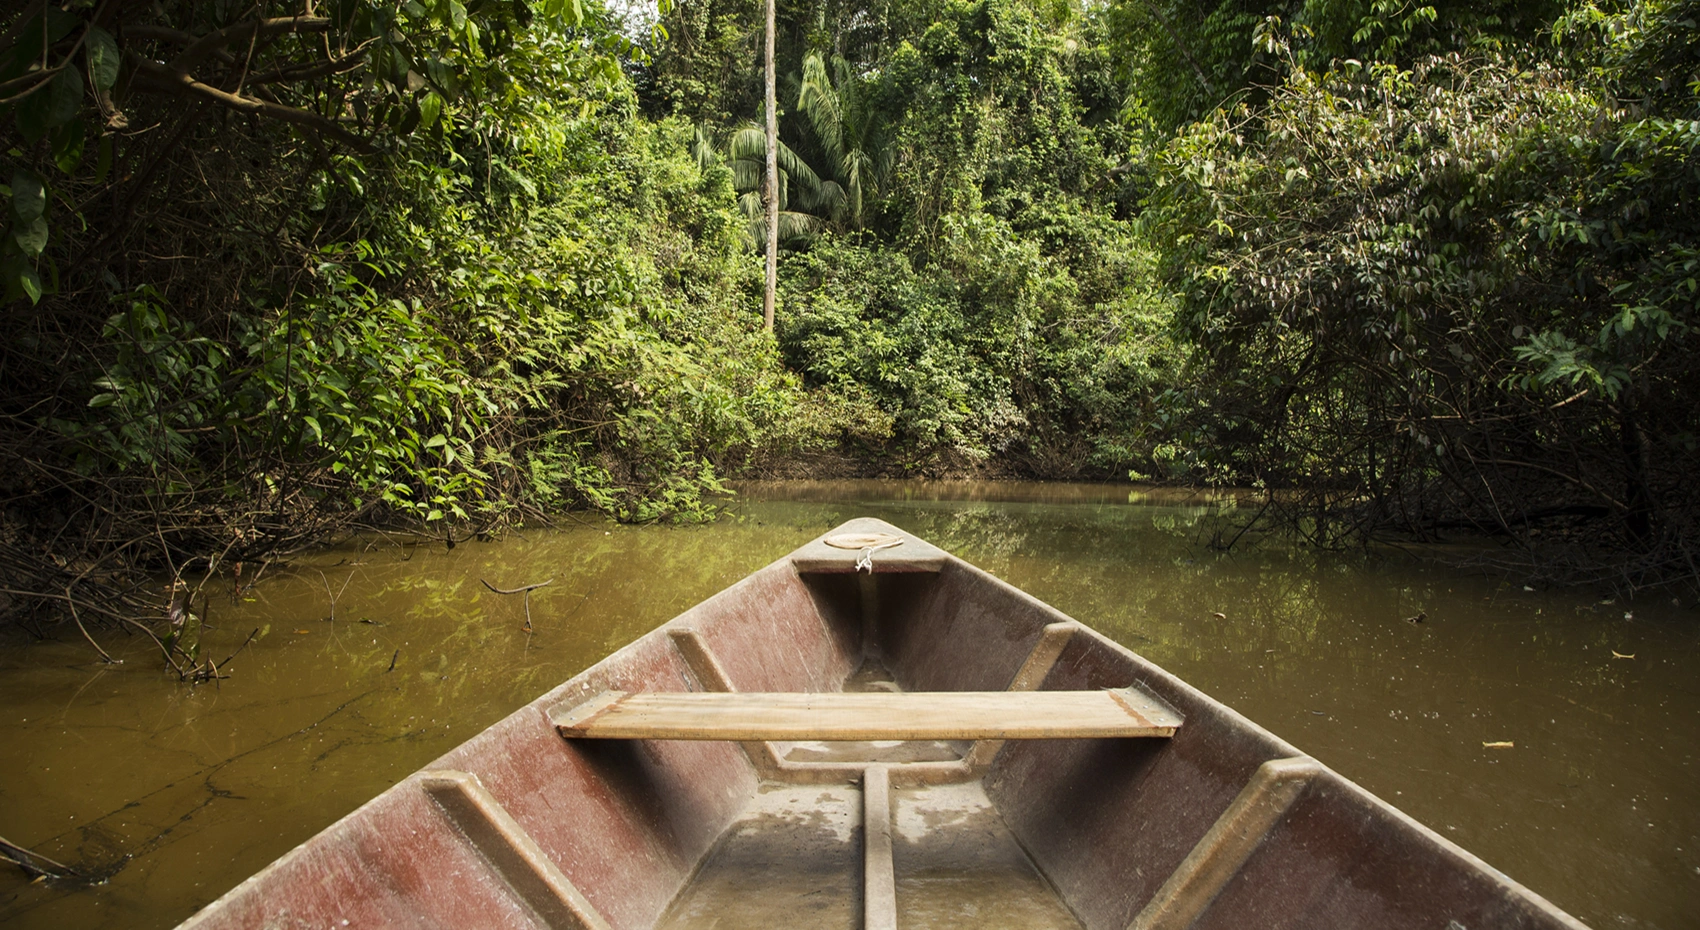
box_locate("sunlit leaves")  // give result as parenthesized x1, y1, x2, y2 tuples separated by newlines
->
(419, 91, 444, 131)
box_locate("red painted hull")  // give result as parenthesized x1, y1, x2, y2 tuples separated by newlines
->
(179, 519, 1589, 930)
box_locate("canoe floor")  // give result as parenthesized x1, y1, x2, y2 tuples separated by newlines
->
(655, 782, 1080, 930)
(654, 658, 1082, 929)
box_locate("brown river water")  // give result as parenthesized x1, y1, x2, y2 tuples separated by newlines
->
(0, 481, 1696, 929)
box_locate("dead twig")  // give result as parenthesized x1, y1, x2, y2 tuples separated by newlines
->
(318, 569, 354, 622)
(480, 578, 553, 595)
(0, 833, 79, 881)
(482, 577, 552, 633)
(184, 626, 260, 682)
(66, 595, 120, 665)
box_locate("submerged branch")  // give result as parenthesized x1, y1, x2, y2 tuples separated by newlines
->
(480, 578, 554, 595)
(0, 834, 79, 881)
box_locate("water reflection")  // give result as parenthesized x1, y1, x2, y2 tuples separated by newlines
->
(0, 482, 1694, 929)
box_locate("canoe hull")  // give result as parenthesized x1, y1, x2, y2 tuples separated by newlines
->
(179, 519, 1589, 930)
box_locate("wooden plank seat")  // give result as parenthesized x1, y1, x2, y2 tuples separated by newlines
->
(551, 688, 1181, 741)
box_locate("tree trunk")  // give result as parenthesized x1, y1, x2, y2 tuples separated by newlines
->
(763, 0, 778, 331)
(1619, 403, 1654, 546)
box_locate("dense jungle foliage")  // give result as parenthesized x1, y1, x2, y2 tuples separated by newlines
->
(0, 0, 1695, 646)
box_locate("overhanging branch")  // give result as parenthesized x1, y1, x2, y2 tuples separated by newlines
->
(168, 15, 331, 73)
(128, 55, 372, 153)
(245, 41, 374, 85)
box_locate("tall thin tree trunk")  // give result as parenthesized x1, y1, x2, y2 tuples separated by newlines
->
(763, 0, 778, 331)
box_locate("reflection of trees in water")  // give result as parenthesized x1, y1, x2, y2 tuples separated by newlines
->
(930, 505, 1396, 673)
(925, 506, 1034, 562)
(236, 504, 1402, 689)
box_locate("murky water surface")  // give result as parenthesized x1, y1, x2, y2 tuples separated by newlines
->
(1, 481, 1695, 929)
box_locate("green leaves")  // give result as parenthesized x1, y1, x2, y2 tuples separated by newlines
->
(419, 91, 444, 132)
(84, 26, 120, 91)
(1135, 1, 1700, 552)
(15, 266, 43, 303)
(10, 172, 47, 226)
(537, 0, 585, 27)
(4, 170, 50, 304)
(53, 120, 86, 175)
(44, 66, 84, 128)
(13, 216, 48, 257)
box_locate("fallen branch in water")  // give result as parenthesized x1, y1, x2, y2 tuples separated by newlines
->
(481, 577, 553, 633)
(480, 578, 553, 595)
(23, 687, 385, 887)
(0, 833, 79, 881)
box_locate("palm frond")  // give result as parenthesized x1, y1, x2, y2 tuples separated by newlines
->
(743, 210, 827, 250)
(727, 125, 770, 162)
(726, 123, 828, 201)
(789, 54, 896, 230)
(798, 53, 845, 160)
(730, 159, 765, 192)
(775, 145, 825, 193)
(691, 124, 720, 172)
(794, 178, 846, 216)
(777, 211, 827, 242)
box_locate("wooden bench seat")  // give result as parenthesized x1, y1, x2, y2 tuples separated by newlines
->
(551, 688, 1181, 741)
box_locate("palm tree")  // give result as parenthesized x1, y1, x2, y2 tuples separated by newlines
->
(795, 52, 891, 230)
(723, 125, 842, 244)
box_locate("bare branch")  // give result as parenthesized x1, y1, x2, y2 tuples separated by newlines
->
(128, 55, 372, 152)
(481, 577, 553, 595)
(245, 43, 374, 86)
(168, 15, 331, 74)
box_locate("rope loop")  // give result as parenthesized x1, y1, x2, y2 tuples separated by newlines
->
(824, 532, 905, 573)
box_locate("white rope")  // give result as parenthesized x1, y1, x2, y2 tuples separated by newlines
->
(855, 539, 904, 573)
(823, 532, 906, 573)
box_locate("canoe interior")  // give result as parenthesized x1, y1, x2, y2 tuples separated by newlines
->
(180, 519, 1590, 930)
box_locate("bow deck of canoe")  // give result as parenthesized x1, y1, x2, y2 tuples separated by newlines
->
(179, 518, 1591, 929)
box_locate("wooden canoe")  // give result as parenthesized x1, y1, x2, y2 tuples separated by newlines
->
(179, 518, 1591, 930)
